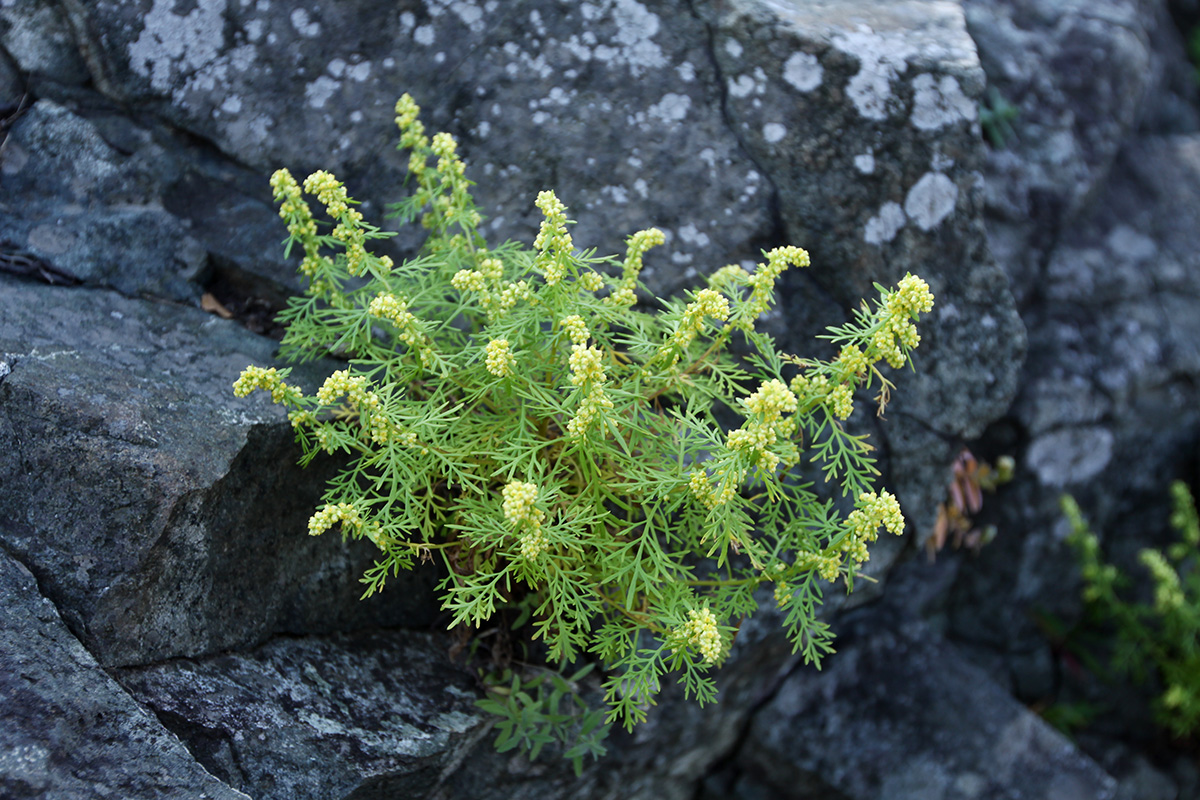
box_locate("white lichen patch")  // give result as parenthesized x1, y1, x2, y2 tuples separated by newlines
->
(830, 26, 916, 121)
(305, 75, 340, 109)
(864, 201, 906, 245)
(289, 8, 320, 38)
(763, 123, 786, 143)
(728, 67, 767, 100)
(725, 38, 743, 59)
(601, 185, 630, 205)
(911, 74, 976, 131)
(129, 0, 227, 93)
(1027, 427, 1114, 488)
(782, 51, 822, 92)
(346, 61, 372, 82)
(645, 93, 690, 123)
(854, 152, 875, 174)
(904, 172, 958, 231)
(676, 223, 711, 247)
(244, 18, 264, 42)
(414, 25, 435, 46)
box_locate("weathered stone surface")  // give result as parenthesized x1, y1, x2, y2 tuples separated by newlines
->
(0, 547, 250, 799)
(948, 132, 1200, 686)
(706, 603, 1116, 800)
(935, 2, 1200, 795)
(1, 99, 209, 301)
(117, 630, 486, 800)
(0, 276, 438, 668)
(963, 0, 1162, 304)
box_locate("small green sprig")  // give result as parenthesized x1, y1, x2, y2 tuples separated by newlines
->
(235, 93, 934, 760)
(1064, 483, 1200, 739)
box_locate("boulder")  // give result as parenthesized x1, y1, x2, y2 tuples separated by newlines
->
(704, 601, 1117, 800)
(0, 547, 250, 798)
(0, 278, 439, 669)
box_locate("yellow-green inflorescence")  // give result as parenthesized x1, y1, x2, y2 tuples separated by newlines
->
(676, 607, 723, 664)
(233, 92, 936, 760)
(502, 480, 548, 560)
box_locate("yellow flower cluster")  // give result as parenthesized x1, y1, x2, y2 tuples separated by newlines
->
(451, 258, 531, 321)
(287, 409, 317, 430)
(232, 365, 301, 404)
(679, 607, 722, 664)
(707, 264, 749, 292)
(430, 132, 465, 178)
(606, 228, 663, 309)
(689, 466, 745, 509)
(742, 379, 797, 422)
(796, 551, 844, 582)
(484, 338, 516, 377)
(566, 388, 614, 439)
(835, 345, 869, 379)
(560, 314, 589, 345)
(313, 373, 393, 444)
(502, 481, 549, 559)
(658, 288, 730, 365)
(368, 293, 435, 365)
(568, 343, 606, 387)
(308, 502, 362, 537)
(726, 379, 799, 473)
(1140, 550, 1185, 611)
(566, 335, 613, 438)
(271, 168, 341, 290)
(270, 169, 317, 242)
(317, 369, 377, 409)
(534, 190, 572, 285)
(870, 273, 935, 368)
(839, 490, 905, 565)
(394, 93, 428, 155)
(740, 246, 809, 325)
(790, 372, 854, 421)
(580, 272, 605, 292)
(303, 170, 361, 224)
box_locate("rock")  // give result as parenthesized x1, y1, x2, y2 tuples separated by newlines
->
(0, 0, 89, 89)
(0, 547, 250, 799)
(116, 630, 487, 800)
(0, 277, 439, 669)
(949, 133, 1200, 688)
(706, 604, 1116, 800)
(964, 0, 1158, 302)
(0, 99, 209, 301)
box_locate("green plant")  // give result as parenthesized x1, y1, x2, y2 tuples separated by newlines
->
(233, 94, 934, 762)
(978, 86, 1019, 149)
(1063, 482, 1200, 739)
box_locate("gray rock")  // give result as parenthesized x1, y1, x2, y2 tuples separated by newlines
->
(116, 630, 487, 800)
(0, 547, 250, 799)
(965, 0, 1157, 301)
(716, 605, 1116, 800)
(949, 133, 1200, 676)
(0, 277, 439, 668)
(0, 99, 209, 302)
